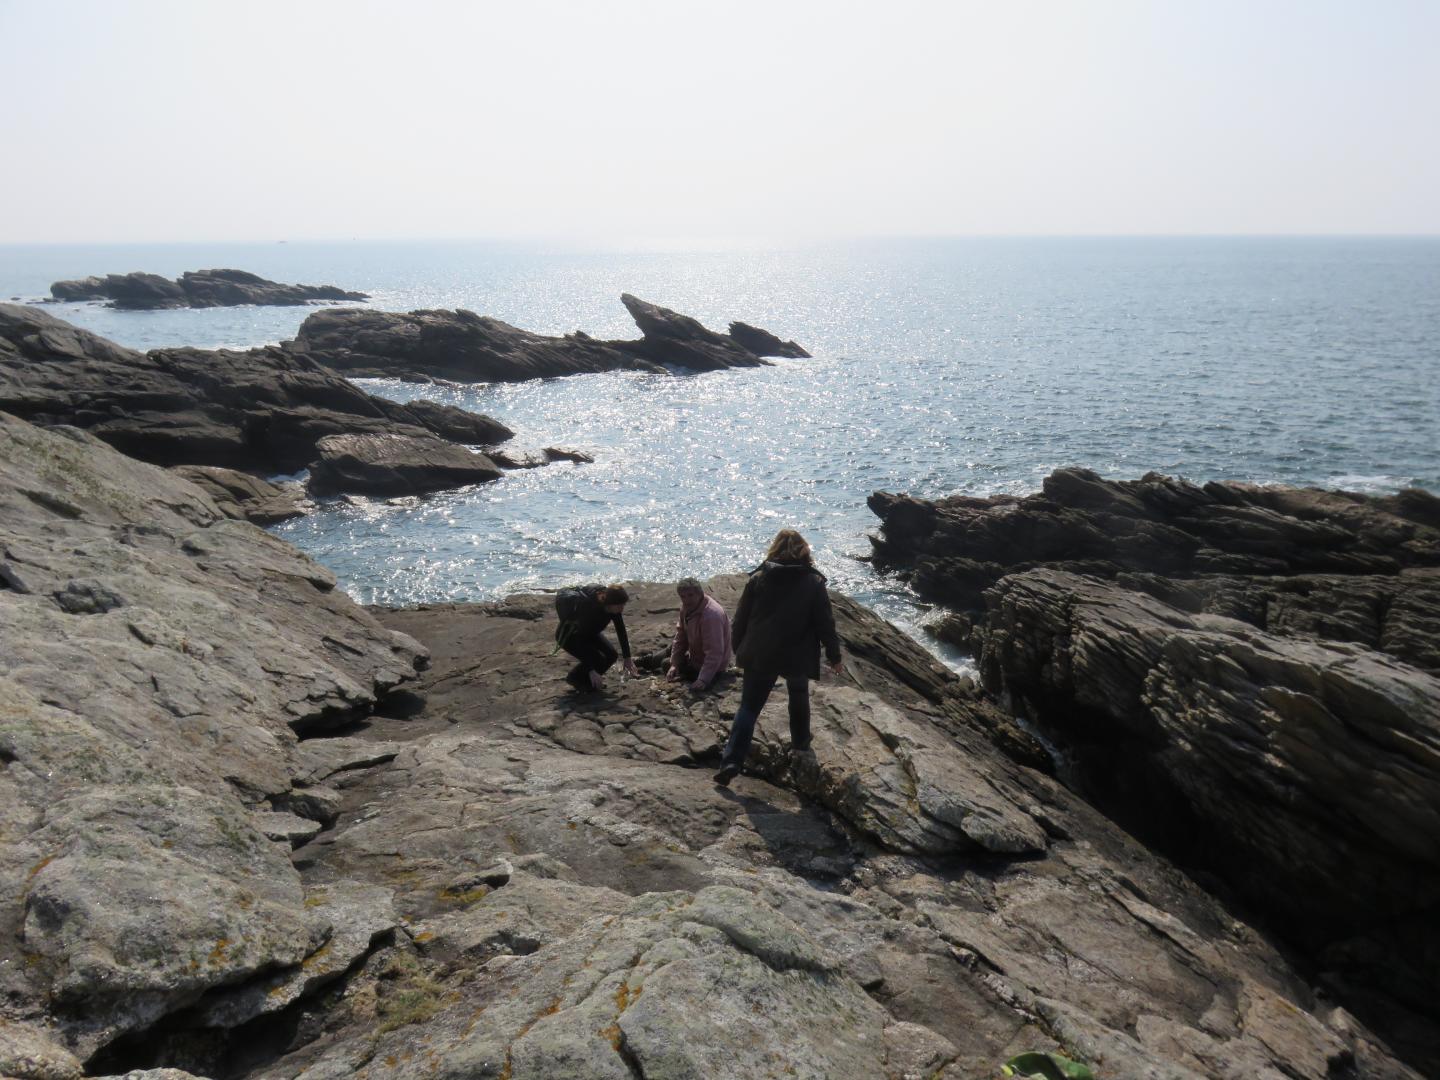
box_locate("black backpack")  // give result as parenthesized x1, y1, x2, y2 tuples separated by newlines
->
(555, 587, 587, 624)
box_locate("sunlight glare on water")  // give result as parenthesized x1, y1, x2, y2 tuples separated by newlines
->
(4, 237, 1436, 665)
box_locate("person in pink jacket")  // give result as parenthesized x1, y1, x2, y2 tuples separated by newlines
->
(666, 577, 733, 692)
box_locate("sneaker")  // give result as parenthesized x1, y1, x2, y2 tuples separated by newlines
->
(790, 747, 817, 765)
(712, 764, 739, 787)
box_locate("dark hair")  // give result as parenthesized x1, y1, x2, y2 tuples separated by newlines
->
(676, 577, 703, 592)
(601, 584, 630, 605)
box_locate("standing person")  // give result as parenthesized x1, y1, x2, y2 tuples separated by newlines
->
(667, 577, 732, 692)
(555, 583, 639, 692)
(714, 530, 843, 787)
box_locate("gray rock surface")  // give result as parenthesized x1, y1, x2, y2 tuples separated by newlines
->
(0, 422, 1425, 1077)
(0, 413, 419, 1059)
(869, 467, 1440, 1071)
(201, 582, 1414, 1079)
(727, 319, 811, 358)
(287, 293, 811, 381)
(168, 465, 310, 525)
(49, 268, 367, 310)
(306, 433, 504, 496)
(976, 569, 1440, 1037)
(0, 303, 514, 476)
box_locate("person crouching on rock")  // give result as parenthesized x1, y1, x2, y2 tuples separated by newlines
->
(555, 584, 639, 692)
(713, 530, 843, 787)
(667, 577, 733, 693)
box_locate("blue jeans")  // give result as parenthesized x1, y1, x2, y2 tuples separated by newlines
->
(720, 669, 811, 770)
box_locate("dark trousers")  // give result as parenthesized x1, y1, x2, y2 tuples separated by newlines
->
(563, 634, 618, 688)
(720, 669, 811, 769)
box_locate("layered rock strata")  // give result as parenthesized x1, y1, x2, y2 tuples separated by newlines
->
(49, 268, 368, 309)
(286, 292, 811, 381)
(0, 304, 525, 498)
(869, 467, 1440, 1068)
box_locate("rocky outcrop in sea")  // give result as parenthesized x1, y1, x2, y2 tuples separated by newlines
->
(869, 467, 1440, 1072)
(0, 303, 555, 499)
(0, 416, 1424, 1078)
(49, 269, 368, 310)
(286, 292, 811, 381)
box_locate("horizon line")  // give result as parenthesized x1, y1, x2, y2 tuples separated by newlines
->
(2, 231, 1440, 249)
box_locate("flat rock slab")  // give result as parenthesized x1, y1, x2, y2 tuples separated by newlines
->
(307, 433, 502, 497)
(196, 882, 396, 1029)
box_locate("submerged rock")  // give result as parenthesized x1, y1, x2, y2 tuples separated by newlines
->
(49, 268, 368, 310)
(287, 293, 811, 381)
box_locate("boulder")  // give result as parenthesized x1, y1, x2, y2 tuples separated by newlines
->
(168, 466, 309, 525)
(48, 268, 368, 310)
(0, 303, 515, 480)
(286, 294, 811, 381)
(307, 433, 503, 496)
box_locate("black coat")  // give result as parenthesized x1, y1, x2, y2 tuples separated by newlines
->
(556, 584, 631, 657)
(732, 560, 841, 680)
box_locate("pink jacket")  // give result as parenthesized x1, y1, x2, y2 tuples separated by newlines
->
(670, 594, 733, 687)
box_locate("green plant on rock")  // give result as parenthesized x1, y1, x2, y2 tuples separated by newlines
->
(1002, 1051, 1096, 1079)
(375, 949, 450, 1034)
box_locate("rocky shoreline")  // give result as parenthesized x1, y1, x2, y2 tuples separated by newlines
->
(870, 468, 1440, 1072)
(1, 288, 1436, 1076)
(1, 412, 1427, 1078)
(48, 269, 368, 310)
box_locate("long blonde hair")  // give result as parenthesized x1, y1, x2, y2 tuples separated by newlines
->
(765, 529, 813, 566)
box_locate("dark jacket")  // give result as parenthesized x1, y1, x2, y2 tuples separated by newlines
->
(731, 560, 841, 679)
(556, 584, 631, 657)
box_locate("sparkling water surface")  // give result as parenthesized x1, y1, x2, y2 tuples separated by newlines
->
(4, 238, 1437, 656)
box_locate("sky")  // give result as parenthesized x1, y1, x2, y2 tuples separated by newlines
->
(2, 0, 1437, 243)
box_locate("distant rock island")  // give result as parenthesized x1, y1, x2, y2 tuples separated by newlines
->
(49, 268, 369, 310)
(289, 292, 811, 381)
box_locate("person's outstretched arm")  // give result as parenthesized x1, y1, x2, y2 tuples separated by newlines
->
(813, 580, 842, 673)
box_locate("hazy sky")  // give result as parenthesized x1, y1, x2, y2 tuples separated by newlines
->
(3, 0, 1437, 242)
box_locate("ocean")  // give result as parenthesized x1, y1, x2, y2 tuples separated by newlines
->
(4, 237, 1437, 657)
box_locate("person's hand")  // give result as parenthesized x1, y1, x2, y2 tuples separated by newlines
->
(623, 658, 640, 678)
(688, 680, 706, 693)
(588, 670, 605, 690)
(828, 659, 844, 676)
(665, 665, 680, 682)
